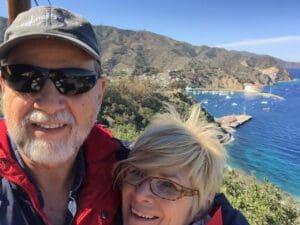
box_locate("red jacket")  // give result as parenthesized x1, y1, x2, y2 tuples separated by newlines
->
(207, 207, 222, 225)
(0, 120, 121, 225)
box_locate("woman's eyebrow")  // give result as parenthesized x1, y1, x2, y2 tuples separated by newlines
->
(158, 172, 180, 180)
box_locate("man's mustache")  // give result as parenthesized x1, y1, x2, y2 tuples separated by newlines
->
(22, 110, 75, 125)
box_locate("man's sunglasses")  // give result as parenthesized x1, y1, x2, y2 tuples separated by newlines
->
(0, 64, 100, 95)
(124, 166, 199, 201)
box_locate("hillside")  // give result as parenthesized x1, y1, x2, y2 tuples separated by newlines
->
(0, 17, 295, 90)
(94, 25, 292, 89)
(236, 50, 300, 69)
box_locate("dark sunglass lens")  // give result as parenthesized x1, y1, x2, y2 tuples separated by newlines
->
(2, 65, 45, 93)
(151, 178, 179, 200)
(53, 75, 97, 95)
(50, 68, 98, 95)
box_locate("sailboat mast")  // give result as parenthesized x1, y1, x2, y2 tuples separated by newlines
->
(7, 0, 31, 24)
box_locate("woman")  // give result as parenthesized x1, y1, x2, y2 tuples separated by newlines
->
(114, 105, 226, 225)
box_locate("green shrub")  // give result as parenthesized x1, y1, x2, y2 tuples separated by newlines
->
(100, 76, 194, 131)
(111, 124, 140, 140)
(222, 169, 300, 225)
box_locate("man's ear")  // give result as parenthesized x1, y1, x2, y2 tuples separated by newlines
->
(97, 77, 106, 103)
(0, 74, 5, 93)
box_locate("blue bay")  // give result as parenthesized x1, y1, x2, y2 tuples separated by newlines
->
(190, 69, 300, 199)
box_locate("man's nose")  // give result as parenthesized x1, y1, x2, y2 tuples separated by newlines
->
(33, 79, 67, 114)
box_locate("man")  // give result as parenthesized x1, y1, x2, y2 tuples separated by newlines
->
(0, 6, 123, 225)
(0, 5, 248, 225)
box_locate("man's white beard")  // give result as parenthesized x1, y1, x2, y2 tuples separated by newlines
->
(7, 110, 95, 165)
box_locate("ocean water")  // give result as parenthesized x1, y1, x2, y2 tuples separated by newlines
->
(190, 69, 300, 199)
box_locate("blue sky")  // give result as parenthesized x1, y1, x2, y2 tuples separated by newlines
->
(0, 0, 299, 62)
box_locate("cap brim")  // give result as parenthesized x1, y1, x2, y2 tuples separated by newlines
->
(0, 33, 101, 62)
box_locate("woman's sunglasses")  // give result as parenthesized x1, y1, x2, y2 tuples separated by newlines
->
(0, 64, 100, 95)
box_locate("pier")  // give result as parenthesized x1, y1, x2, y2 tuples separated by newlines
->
(216, 114, 252, 128)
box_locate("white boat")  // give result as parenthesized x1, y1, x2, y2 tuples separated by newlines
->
(261, 100, 268, 104)
(185, 86, 192, 92)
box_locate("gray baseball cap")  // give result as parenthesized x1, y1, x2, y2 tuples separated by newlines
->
(0, 6, 101, 62)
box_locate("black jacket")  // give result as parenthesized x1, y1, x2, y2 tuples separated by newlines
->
(213, 193, 249, 225)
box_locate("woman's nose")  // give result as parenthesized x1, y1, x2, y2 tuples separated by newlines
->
(133, 180, 155, 204)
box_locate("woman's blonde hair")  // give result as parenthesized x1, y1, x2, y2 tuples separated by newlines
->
(114, 104, 226, 217)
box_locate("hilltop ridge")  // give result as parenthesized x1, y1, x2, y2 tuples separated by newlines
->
(93, 25, 293, 90)
(0, 17, 297, 90)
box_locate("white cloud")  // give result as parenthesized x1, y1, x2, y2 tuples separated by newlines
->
(218, 36, 300, 48)
(214, 36, 300, 62)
